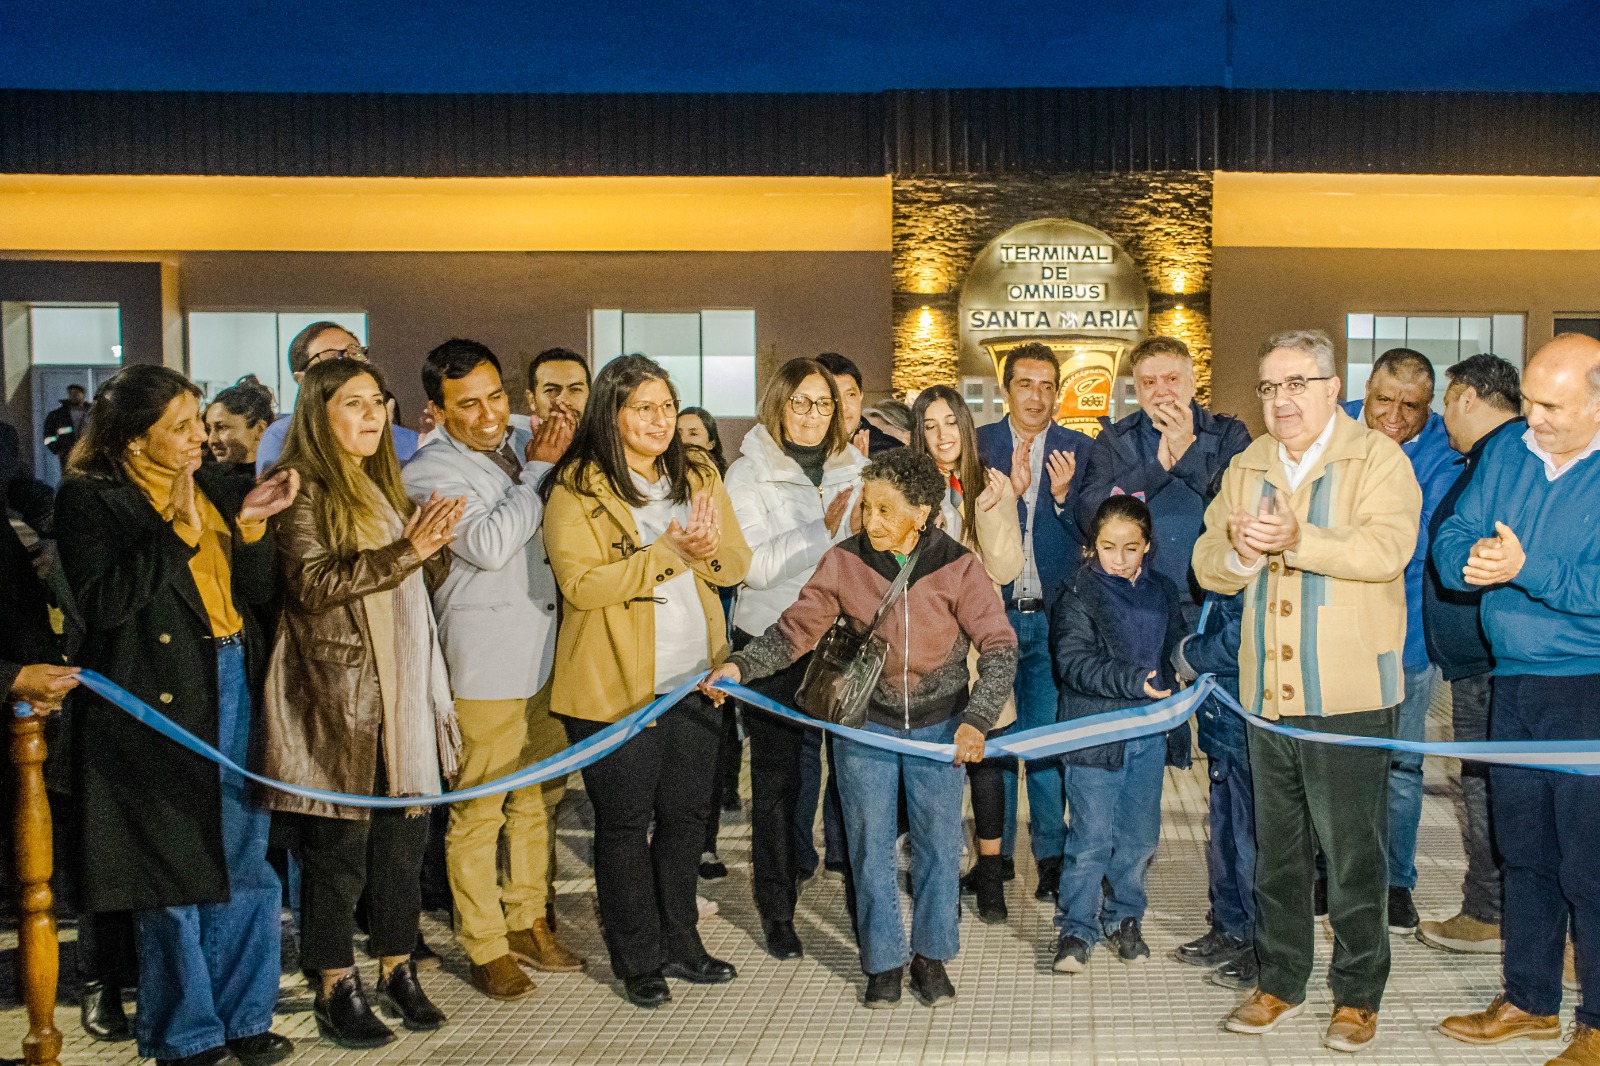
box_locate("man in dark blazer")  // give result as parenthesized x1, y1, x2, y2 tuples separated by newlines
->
(974, 342, 1092, 902)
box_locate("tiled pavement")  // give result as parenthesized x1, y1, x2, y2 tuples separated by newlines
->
(0, 684, 1578, 1064)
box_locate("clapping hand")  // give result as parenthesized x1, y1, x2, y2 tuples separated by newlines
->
(1046, 449, 1076, 505)
(1242, 489, 1299, 555)
(239, 469, 300, 524)
(1150, 400, 1196, 470)
(852, 427, 873, 457)
(976, 468, 1009, 511)
(170, 464, 202, 529)
(1463, 521, 1525, 586)
(664, 492, 721, 561)
(404, 491, 466, 559)
(824, 488, 853, 536)
(527, 409, 576, 464)
(1008, 438, 1032, 497)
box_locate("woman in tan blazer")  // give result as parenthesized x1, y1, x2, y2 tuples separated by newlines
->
(540, 354, 750, 1010)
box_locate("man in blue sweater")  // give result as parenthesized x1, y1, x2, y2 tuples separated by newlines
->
(975, 342, 1092, 901)
(1340, 348, 1459, 934)
(1417, 354, 1522, 956)
(1435, 334, 1600, 1065)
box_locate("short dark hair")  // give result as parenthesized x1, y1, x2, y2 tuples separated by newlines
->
(1002, 342, 1060, 390)
(1372, 347, 1436, 387)
(861, 446, 945, 511)
(423, 338, 502, 405)
(1127, 336, 1192, 372)
(1445, 353, 1522, 414)
(815, 352, 863, 388)
(287, 320, 357, 375)
(527, 347, 591, 390)
(210, 380, 274, 426)
(66, 383, 86, 396)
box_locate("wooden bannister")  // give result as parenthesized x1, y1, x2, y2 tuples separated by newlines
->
(11, 706, 62, 1066)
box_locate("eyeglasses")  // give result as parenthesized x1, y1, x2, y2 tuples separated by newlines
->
(1256, 376, 1333, 400)
(787, 395, 836, 416)
(624, 399, 678, 423)
(307, 345, 369, 366)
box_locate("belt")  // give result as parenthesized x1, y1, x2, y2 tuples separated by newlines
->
(1011, 598, 1045, 614)
(213, 632, 245, 647)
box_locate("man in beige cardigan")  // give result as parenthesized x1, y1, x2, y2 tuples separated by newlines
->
(1192, 329, 1421, 1054)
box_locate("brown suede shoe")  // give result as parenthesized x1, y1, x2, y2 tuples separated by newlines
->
(469, 955, 537, 1001)
(1439, 995, 1561, 1046)
(1224, 990, 1305, 1034)
(1549, 1023, 1600, 1066)
(1324, 1006, 1379, 1053)
(508, 919, 586, 973)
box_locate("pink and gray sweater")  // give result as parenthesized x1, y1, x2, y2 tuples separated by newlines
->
(728, 527, 1018, 733)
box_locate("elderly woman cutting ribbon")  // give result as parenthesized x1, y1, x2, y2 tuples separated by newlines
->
(703, 447, 1016, 1011)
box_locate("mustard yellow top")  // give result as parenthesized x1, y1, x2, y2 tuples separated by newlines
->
(126, 454, 266, 638)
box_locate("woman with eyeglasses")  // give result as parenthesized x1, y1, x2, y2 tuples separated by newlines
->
(910, 385, 1024, 924)
(721, 357, 869, 961)
(540, 354, 751, 1009)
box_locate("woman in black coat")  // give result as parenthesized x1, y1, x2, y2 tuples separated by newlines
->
(57, 365, 298, 1066)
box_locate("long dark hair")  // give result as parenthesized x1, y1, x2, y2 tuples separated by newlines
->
(276, 359, 414, 557)
(540, 354, 711, 507)
(1086, 494, 1153, 560)
(910, 385, 982, 549)
(677, 405, 726, 474)
(68, 365, 202, 480)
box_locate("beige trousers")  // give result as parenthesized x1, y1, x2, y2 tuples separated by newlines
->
(447, 686, 569, 964)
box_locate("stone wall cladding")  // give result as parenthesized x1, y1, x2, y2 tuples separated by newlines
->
(892, 172, 1214, 403)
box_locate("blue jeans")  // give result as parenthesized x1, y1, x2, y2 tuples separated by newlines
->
(999, 610, 1065, 861)
(1055, 733, 1166, 945)
(1386, 663, 1440, 891)
(135, 641, 282, 1061)
(833, 717, 965, 975)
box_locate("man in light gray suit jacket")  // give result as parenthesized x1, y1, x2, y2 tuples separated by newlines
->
(404, 339, 584, 1001)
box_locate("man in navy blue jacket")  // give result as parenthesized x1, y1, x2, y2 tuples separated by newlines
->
(1341, 348, 1459, 934)
(1417, 354, 1522, 956)
(1436, 334, 1600, 1062)
(975, 342, 1091, 901)
(1075, 336, 1251, 618)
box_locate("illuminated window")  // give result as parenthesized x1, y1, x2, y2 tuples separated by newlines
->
(591, 309, 757, 417)
(1345, 314, 1524, 409)
(188, 311, 368, 413)
(28, 304, 122, 365)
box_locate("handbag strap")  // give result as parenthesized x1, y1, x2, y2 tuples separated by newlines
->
(861, 542, 922, 641)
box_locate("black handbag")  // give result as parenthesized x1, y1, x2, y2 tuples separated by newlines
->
(794, 545, 921, 729)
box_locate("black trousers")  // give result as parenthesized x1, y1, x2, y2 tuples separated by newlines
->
(1492, 674, 1600, 1028)
(560, 693, 720, 981)
(277, 807, 429, 971)
(734, 630, 814, 925)
(702, 705, 744, 854)
(1249, 706, 1395, 1012)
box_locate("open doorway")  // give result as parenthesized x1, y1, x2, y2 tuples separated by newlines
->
(5, 302, 124, 485)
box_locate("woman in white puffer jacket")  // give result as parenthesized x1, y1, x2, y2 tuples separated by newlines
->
(724, 357, 867, 961)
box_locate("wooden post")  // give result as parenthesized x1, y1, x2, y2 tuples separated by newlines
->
(11, 706, 62, 1066)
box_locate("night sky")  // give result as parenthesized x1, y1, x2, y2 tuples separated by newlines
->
(2, 0, 1598, 93)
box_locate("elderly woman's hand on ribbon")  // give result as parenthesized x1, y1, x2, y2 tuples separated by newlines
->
(953, 722, 986, 765)
(699, 662, 741, 706)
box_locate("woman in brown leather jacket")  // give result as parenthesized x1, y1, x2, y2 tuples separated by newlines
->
(263, 359, 465, 1049)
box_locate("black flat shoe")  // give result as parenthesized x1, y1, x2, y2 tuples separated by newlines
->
(864, 967, 903, 1008)
(662, 955, 737, 984)
(227, 1032, 294, 1066)
(156, 1047, 239, 1066)
(763, 919, 804, 960)
(624, 971, 672, 1008)
(80, 979, 132, 1042)
(377, 958, 447, 1032)
(908, 954, 955, 1007)
(1034, 857, 1062, 902)
(314, 970, 395, 1049)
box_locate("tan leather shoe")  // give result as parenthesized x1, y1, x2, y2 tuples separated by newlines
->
(508, 918, 586, 973)
(1439, 995, 1561, 1045)
(1548, 1023, 1600, 1066)
(1416, 913, 1503, 954)
(1224, 990, 1305, 1034)
(1324, 1006, 1379, 1053)
(469, 955, 537, 1001)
